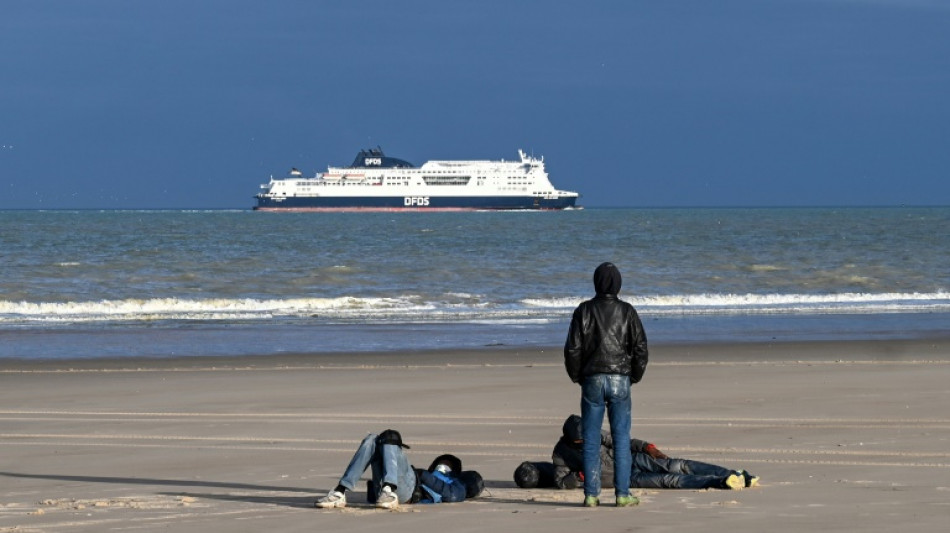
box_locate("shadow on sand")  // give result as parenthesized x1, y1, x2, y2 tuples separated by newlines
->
(2, 471, 572, 509)
(0, 471, 315, 494)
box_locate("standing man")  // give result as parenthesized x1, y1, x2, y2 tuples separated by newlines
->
(564, 262, 649, 508)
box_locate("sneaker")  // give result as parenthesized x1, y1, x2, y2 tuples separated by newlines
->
(615, 495, 639, 507)
(739, 470, 760, 488)
(583, 495, 600, 508)
(376, 485, 399, 509)
(724, 473, 744, 490)
(314, 490, 346, 509)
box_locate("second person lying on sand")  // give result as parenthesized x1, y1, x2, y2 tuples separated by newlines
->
(514, 415, 760, 491)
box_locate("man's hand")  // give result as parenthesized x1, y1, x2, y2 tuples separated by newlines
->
(644, 443, 668, 460)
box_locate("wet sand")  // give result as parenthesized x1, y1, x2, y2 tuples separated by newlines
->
(2, 339, 949, 532)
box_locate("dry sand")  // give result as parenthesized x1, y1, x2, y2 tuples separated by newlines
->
(2, 339, 949, 532)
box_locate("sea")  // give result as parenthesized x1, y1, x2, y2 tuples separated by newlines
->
(1, 207, 948, 360)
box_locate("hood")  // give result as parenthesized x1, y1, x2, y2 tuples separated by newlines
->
(428, 454, 463, 475)
(593, 262, 622, 295)
(562, 414, 583, 442)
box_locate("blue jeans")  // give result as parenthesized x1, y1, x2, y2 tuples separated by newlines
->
(338, 433, 417, 503)
(630, 454, 734, 489)
(581, 373, 632, 497)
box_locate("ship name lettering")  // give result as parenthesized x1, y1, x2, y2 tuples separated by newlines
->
(404, 197, 430, 206)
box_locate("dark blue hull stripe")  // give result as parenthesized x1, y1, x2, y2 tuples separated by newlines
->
(254, 195, 577, 210)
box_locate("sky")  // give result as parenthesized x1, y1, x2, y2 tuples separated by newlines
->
(1, 0, 949, 209)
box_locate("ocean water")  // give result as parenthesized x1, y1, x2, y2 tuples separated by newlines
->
(1, 208, 948, 359)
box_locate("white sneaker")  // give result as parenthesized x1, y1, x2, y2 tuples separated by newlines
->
(315, 490, 346, 508)
(376, 485, 399, 509)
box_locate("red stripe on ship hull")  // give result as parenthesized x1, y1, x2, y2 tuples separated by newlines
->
(252, 207, 568, 212)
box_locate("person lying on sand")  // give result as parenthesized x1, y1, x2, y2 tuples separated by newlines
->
(315, 429, 483, 510)
(514, 415, 759, 491)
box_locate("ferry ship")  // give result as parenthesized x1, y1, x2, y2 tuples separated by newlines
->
(253, 147, 580, 211)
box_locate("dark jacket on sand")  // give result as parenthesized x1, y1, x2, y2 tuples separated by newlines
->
(552, 414, 651, 489)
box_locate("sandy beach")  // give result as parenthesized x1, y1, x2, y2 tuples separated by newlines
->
(2, 339, 949, 532)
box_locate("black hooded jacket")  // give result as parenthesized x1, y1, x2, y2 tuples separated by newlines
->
(551, 414, 652, 489)
(564, 263, 649, 383)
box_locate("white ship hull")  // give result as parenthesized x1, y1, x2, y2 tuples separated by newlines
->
(254, 148, 580, 211)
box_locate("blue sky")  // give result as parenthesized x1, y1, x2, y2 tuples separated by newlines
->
(2, 0, 948, 209)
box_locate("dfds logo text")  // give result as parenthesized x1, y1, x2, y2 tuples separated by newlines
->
(404, 197, 430, 206)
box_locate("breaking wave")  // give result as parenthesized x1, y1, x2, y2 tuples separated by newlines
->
(525, 291, 950, 315)
(1, 291, 948, 326)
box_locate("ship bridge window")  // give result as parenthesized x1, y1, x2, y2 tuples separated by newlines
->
(422, 175, 471, 186)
